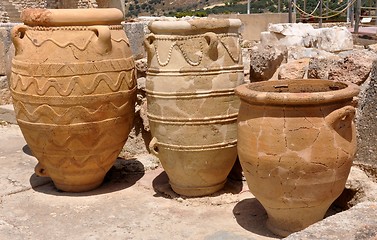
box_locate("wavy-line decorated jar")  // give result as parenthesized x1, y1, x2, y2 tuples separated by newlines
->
(235, 79, 360, 236)
(10, 8, 136, 192)
(144, 18, 244, 197)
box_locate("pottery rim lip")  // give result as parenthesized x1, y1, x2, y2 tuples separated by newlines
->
(235, 79, 360, 105)
(20, 8, 124, 27)
(148, 18, 242, 34)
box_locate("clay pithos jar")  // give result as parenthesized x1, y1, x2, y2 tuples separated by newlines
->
(144, 19, 244, 197)
(235, 79, 360, 236)
(10, 8, 136, 192)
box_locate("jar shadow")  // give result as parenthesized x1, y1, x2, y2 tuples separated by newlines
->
(151, 171, 243, 200)
(232, 198, 280, 238)
(29, 156, 144, 197)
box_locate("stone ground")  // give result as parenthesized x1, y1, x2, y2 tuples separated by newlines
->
(1, 112, 377, 239)
(0, 123, 280, 240)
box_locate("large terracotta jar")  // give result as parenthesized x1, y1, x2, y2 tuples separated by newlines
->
(145, 19, 243, 197)
(235, 79, 360, 236)
(10, 8, 136, 192)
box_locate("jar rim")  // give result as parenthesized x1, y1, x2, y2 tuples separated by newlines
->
(148, 18, 242, 34)
(235, 79, 360, 105)
(20, 8, 123, 27)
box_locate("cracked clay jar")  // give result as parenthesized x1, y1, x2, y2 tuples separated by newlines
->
(235, 79, 360, 237)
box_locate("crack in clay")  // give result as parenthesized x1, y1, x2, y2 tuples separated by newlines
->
(288, 126, 311, 131)
(312, 131, 321, 145)
(311, 162, 329, 168)
(303, 116, 315, 127)
(283, 107, 288, 148)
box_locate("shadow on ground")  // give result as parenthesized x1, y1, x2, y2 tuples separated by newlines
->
(29, 157, 145, 197)
(233, 198, 280, 238)
(151, 171, 243, 199)
(233, 198, 344, 239)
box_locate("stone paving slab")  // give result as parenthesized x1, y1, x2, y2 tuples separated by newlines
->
(285, 201, 377, 240)
(0, 125, 50, 196)
(0, 104, 16, 124)
(1, 124, 377, 240)
(0, 124, 278, 240)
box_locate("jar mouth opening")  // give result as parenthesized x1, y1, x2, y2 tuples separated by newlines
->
(235, 79, 360, 105)
(247, 80, 347, 93)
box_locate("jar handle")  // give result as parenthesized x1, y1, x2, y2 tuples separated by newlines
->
(149, 137, 159, 156)
(325, 105, 356, 129)
(11, 25, 28, 55)
(144, 33, 155, 54)
(88, 25, 112, 54)
(35, 163, 49, 177)
(204, 32, 218, 52)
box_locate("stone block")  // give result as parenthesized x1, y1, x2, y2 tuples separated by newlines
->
(0, 104, 16, 124)
(0, 23, 18, 77)
(268, 22, 315, 36)
(122, 21, 149, 60)
(308, 49, 377, 85)
(285, 201, 377, 239)
(278, 58, 309, 80)
(287, 46, 336, 61)
(261, 31, 304, 47)
(316, 27, 353, 53)
(249, 44, 287, 82)
(355, 59, 377, 168)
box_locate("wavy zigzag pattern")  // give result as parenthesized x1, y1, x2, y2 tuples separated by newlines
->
(34, 146, 122, 169)
(11, 71, 134, 96)
(14, 98, 134, 124)
(25, 31, 130, 51)
(19, 119, 131, 151)
(12, 58, 135, 77)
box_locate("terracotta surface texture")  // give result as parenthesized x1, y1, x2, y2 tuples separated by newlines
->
(145, 18, 244, 196)
(235, 79, 360, 236)
(10, 8, 136, 192)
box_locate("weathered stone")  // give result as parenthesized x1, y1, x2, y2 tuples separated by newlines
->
(268, 23, 315, 36)
(137, 76, 146, 91)
(135, 58, 148, 76)
(287, 46, 336, 61)
(329, 49, 377, 85)
(308, 49, 377, 85)
(284, 202, 377, 240)
(316, 27, 353, 53)
(355, 59, 377, 168)
(307, 56, 340, 79)
(0, 76, 7, 89)
(0, 88, 11, 105)
(241, 48, 251, 82)
(278, 58, 309, 80)
(0, 24, 18, 77)
(262, 24, 353, 53)
(334, 166, 377, 209)
(260, 31, 304, 47)
(122, 21, 149, 60)
(0, 104, 16, 124)
(367, 43, 377, 53)
(249, 44, 287, 82)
